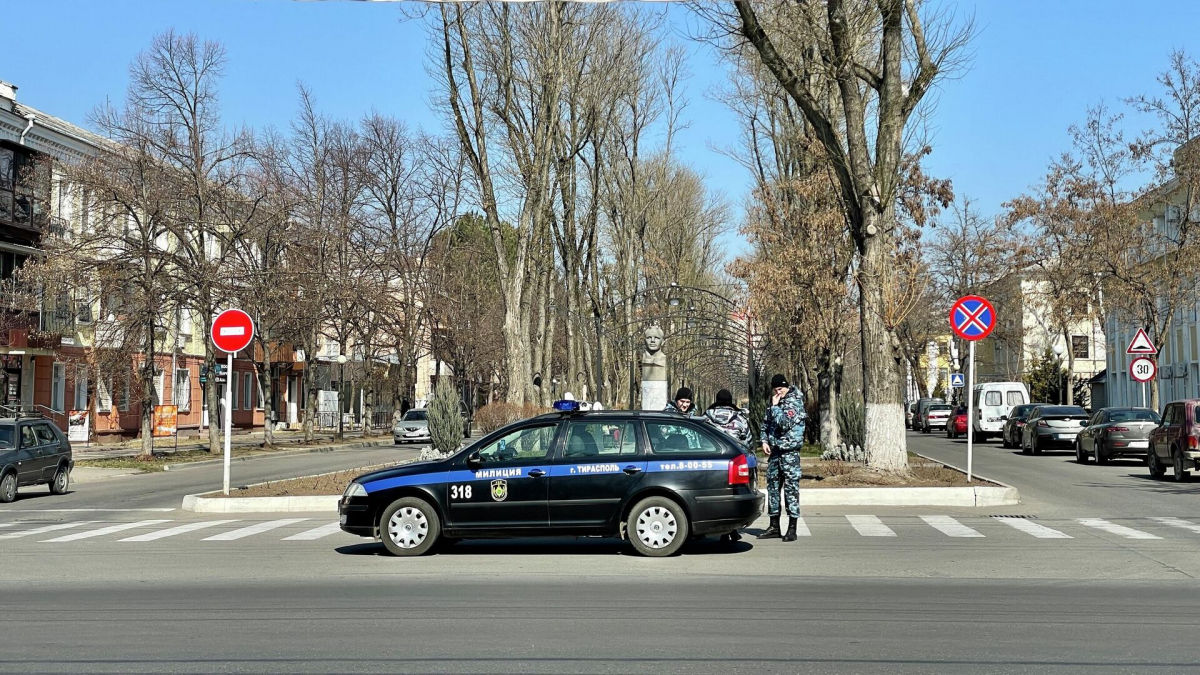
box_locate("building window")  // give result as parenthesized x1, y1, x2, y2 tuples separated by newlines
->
(51, 363, 66, 412)
(1071, 335, 1089, 360)
(231, 373, 239, 410)
(97, 375, 113, 412)
(174, 368, 191, 412)
(119, 377, 130, 411)
(73, 364, 88, 411)
(178, 307, 192, 335)
(152, 368, 164, 406)
(243, 372, 253, 411)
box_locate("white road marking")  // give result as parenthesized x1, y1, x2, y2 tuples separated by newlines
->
(993, 517, 1072, 539)
(920, 515, 984, 538)
(1151, 517, 1200, 535)
(119, 520, 240, 542)
(282, 522, 344, 541)
(0, 521, 97, 539)
(846, 515, 896, 537)
(41, 520, 172, 543)
(2, 508, 175, 512)
(202, 518, 308, 541)
(1078, 518, 1161, 540)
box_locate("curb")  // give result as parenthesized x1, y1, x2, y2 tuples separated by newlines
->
(791, 451, 1020, 507)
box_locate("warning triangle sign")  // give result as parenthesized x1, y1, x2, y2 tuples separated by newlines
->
(1126, 328, 1158, 355)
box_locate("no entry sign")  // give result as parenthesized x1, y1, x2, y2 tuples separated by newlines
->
(949, 295, 996, 342)
(211, 308, 254, 353)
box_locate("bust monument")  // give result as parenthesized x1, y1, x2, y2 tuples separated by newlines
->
(640, 325, 669, 410)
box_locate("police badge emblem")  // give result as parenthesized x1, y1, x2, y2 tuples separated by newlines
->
(490, 479, 508, 502)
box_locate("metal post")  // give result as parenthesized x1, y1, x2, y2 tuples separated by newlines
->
(222, 351, 232, 495)
(338, 361, 345, 440)
(967, 340, 975, 483)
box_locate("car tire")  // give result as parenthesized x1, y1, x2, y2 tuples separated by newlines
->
(379, 497, 441, 556)
(1148, 449, 1166, 480)
(1075, 440, 1088, 464)
(1031, 435, 1042, 455)
(1172, 447, 1191, 483)
(1020, 434, 1030, 454)
(1094, 443, 1108, 465)
(49, 464, 69, 495)
(0, 471, 15, 503)
(627, 496, 689, 557)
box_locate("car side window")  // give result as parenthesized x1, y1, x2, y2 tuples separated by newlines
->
(563, 421, 637, 459)
(34, 424, 57, 445)
(985, 391, 1002, 406)
(1165, 404, 1180, 425)
(476, 425, 556, 464)
(645, 422, 723, 455)
(19, 425, 37, 448)
(1006, 391, 1024, 407)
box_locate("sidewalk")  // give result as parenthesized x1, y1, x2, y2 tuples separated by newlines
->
(74, 428, 387, 460)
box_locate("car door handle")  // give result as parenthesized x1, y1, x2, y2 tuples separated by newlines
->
(623, 466, 642, 475)
(528, 469, 546, 478)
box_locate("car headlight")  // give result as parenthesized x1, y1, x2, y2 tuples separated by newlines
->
(343, 482, 367, 498)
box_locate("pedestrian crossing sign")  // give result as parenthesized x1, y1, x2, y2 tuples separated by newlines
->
(950, 373, 965, 388)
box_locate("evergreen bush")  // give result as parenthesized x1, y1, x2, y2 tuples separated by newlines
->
(837, 397, 865, 450)
(428, 378, 463, 456)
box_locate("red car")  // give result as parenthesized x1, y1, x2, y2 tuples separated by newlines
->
(945, 408, 968, 439)
(1147, 398, 1200, 481)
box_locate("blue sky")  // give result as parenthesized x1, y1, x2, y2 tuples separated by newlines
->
(6, 1, 1199, 258)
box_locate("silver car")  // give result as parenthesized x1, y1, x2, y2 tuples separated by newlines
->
(393, 409, 430, 445)
(1021, 405, 1090, 454)
(1076, 407, 1160, 465)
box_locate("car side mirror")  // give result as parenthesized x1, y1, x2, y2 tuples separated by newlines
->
(466, 451, 482, 470)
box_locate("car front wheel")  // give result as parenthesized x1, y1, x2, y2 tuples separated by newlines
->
(627, 496, 689, 557)
(380, 497, 441, 556)
(49, 465, 69, 495)
(1075, 440, 1088, 464)
(0, 472, 15, 503)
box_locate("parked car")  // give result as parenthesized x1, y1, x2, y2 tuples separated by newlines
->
(906, 402, 919, 430)
(0, 415, 73, 503)
(1147, 399, 1200, 482)
(913, 398, 944, 431)
(922, 404, 953, 433)
(340, 405, 763, 557)
(1076, 407, 1160, 465)
(973, 382, 1030, 442)
(945, 407, 968, 439)
(1020, 405, 1089, 454)
(393, 409, 431, 445)
(1000, 404, 1040, 449)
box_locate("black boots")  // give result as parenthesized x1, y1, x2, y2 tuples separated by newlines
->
(782, 517, 799, 542)
(759, 515, 781, 539)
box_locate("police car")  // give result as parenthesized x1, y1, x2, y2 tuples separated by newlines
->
(339, 401, 763, 557)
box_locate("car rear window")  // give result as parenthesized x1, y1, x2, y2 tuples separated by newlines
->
(929, 405, 951, 411)
(1109, 409, 1160, 423)
(1040, 406, 1088, 417)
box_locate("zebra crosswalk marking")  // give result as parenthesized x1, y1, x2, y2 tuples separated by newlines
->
(201, 518, 308, 541)
(1077, 518, 1161, 540)
(41, 520, 172, 543)
(0, 521, 97, 539)
(282, 522, 344, 541)
(993, 517, 1072, 539)
(1151, 517, 1200, 535)
(920, 515, 984, 538)
(845, 515, 896, 537)
(119, 520, 241, 542)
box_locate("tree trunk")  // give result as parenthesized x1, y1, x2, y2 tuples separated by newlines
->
(859, 216, 907, 472)
(253, 357, 275, 447)
(139, 357, 156, 458)
(204, 351, 219, 454)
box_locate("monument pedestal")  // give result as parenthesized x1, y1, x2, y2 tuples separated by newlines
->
(641, 379, 668, 411)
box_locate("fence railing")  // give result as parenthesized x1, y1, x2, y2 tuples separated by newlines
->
(0, 404, 68, 432)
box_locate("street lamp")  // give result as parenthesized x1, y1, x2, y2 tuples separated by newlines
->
(336, 354, 348, 440)
(1052, 343, 1065, 404)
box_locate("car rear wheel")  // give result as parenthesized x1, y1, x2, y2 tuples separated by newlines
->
(0, 472, 15, 503)
(49, 465, 69, 494)
(1172, 447, 1191, 482)
(1094, 443, 1108, 465)
(1031, 435, 1042, 455)
(1147, 449, 1166, 479)
(1021, 435, 1030, 455)
(380, 497, 441, 556)
(627, 496, 689, 557)
(1075, 440, 1088, 464)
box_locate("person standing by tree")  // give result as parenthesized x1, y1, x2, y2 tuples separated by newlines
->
(759, 374, 806, 542)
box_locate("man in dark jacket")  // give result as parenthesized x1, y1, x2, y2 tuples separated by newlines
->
(759, 373, 806, 542)
(663, 387, 695, 417)
(703, 388, 751, 446)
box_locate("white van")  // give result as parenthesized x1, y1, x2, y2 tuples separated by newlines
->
(971, 382, 1030, 441)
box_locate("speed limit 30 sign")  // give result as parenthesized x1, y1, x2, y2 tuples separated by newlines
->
(1129, 357, 1157, 383)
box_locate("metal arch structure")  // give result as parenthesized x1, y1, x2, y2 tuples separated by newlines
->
(598, 283, 765, 409)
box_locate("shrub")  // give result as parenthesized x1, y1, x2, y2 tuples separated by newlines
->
(837, 397, 865, 450)
(474, 402, 548, 433)
(428, 378, 463, 456)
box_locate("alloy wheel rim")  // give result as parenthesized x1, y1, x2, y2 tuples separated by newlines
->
(2, 476, 13, 500)
(387, 506, 429, 549)
(636, 506, 678, 549)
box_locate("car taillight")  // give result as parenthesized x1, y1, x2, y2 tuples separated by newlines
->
(1016, 421, 1026, 427)
(1190, 436, 1199, 450)
(1037, 420, 1049, 427)
(728, 454, 750, 485)
(1108, 426, 1129, 432)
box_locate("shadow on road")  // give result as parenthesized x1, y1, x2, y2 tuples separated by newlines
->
(335, 536, 755, 557)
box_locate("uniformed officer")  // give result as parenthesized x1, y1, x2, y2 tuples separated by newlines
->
(758, 373, 806, 542)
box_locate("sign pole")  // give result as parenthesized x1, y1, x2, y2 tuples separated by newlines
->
(223, 350, 233, 495)
(1142, 382, 1147, 409)
(967, 340, 975, 483)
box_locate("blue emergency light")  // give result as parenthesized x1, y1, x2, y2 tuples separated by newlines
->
(553, 399, 581, 412)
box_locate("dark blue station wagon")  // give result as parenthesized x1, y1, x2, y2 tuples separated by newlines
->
(339, 407, 763, 557)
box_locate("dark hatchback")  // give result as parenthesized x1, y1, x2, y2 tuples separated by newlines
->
(1000, 404, 1039, 449)
(339, 408, 763, 557)
(0, 416, 73, 503)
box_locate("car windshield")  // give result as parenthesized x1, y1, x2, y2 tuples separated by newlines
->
(1039, 406, 1088, 417)
(403, 410, 428, 422)
(0, 425, 12, 447)
(1109, 409, 1159, 423)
